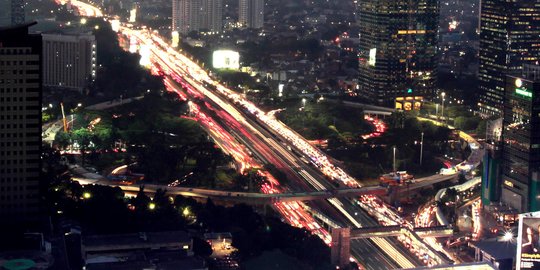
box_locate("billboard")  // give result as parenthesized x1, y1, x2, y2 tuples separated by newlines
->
(212, 50, 240, 70)
(368, 48, 376, 66)
(171, 31, 179, 48)
(517, 213, 540, 269)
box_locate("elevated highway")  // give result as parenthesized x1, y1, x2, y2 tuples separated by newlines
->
(72, 177, 386, 203)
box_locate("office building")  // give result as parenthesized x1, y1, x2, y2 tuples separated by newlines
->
(11, 0, 25, 25)
(172, 0, 201, 34)
(239, 0, 264, 29)
(481, 143, 502, 206)
(42, 33, 96, 92)
(200, 0, 223, 32)
(0, 22, 42, 224)
(500, 65, 540, 212)
(478, 0, 540, 116)
(357, 0, 439, 105)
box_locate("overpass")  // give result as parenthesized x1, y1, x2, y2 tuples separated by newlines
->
(350, 225, 453, 239)
(332, 226, 453, 267)
(72, 178, 387, 204)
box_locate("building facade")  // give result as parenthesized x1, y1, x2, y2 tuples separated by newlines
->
(478, 0, 540, 116)
(0, 23, 42, 224)
(172, 0, 202, 34)
(239, 0, 264, 29)
(11, 0, 25, 25)
(500, 65, 540, 212)
(42, 33, 96, 92)
(200, 0, 223, 32)
(357, 0, 439, 105)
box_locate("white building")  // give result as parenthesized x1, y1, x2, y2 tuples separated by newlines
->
(42, 33, 96, 92)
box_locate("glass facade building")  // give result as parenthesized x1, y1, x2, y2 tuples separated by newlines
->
(357, 0, 439, 105)
(478, 0, 540, 116)
(500, 66, 540, 212)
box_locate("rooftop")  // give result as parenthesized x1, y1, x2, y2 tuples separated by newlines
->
(469, 238, 516, 260)
(84, 231, 191, 248)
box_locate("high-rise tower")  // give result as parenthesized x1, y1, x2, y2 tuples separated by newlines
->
(500, 65, 540, 212)
(477, 0, 540, 116)
(239, 0, 264, 29)
(0, 22, 42, 225)
(172, 0, 201, 34)
(11, 0, 25, 25)
(357, 0, 439, 105)
(200, 0, 223, 32)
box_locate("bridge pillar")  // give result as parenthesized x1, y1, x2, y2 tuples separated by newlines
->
(331, 227, 350, 268)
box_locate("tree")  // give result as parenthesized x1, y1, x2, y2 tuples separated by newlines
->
(73, 128, 92, 165)
(55, 131, 71, 150)
(192, 237, 213, 257)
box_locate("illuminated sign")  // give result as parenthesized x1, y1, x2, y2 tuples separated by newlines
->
(110, 20, 120, 32)
(407, 88, 413, 94)
(516, 88, 533, 98)
(516, 78, 523, 88)
(515, 78, 533, 98)
(129, 8, 137, 23)
(212, 50, 240, 70)
(368, 48, 376, 66)
(517, 213, 540, 269)
(278, 84, 284, 97)
(139, 45, 151, 67)
(397, 30, 426, 35)
(171, 31, 179, 48)
(395, 96, 423, 111)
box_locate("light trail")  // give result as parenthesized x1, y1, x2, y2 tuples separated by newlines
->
(66, 1, 431, 267)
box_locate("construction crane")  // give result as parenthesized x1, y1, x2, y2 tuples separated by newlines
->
(60, 102, 68, 132)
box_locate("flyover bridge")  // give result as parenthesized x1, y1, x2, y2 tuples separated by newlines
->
(72, 178, 387, 204)
(332, 226, 453, 267)
(350, 225, 453, 239)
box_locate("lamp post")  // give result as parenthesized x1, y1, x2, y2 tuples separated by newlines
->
(441, 92, 446, 124)
(419, 132, 424, 166)
(393, 146, 397, 173)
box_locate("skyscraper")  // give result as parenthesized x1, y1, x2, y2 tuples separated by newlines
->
(357, 0, 439, 105)
(500, 65, 540, 212)
(239, 0, 264, 29)
(200, 0, 223, 32)
(10, 0, 25, 25)
(172, 0, 201, 34)
(478, 0, 540, 116)
(42, 33, 97, 92)
(0, 22, 42, 224)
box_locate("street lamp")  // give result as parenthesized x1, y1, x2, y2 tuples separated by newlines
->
(301, 98, 307, 107)
(502, 231, 514, 242)
(393, 146, 397, 173)
(419, 132, 424, 166)
(441, 92, 446, 124)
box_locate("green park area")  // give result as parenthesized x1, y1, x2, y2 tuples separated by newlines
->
(275, 99, 470, 182)
(53, 91, 261, 189)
